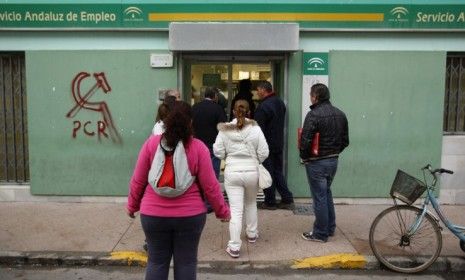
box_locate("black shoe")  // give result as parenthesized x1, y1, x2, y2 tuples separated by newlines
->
(257, 202, 277, 210)
(306, 231, 334, 238)
(301, 232, 327, 243)
(277, 202, 295, 210)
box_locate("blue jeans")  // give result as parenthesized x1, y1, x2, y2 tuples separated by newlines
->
(262, 151, 294, 205)
(141, 213, 206, 280)
(205, 149, 220, 213)
(209, 148, 221, 179)
(305, 157, 338, 241)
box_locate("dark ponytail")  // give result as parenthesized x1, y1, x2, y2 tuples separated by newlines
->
(234, 99, 249, 130)
(163, 101, 193, 148)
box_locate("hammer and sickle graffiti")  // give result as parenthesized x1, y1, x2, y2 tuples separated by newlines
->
(66, 72, 122, 144)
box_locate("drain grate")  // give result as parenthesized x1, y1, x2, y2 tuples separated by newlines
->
(293, 203, 314, 216)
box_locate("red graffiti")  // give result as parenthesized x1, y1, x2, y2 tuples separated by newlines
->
(66, 72, 122, 144)
(72, 120, 109, 140)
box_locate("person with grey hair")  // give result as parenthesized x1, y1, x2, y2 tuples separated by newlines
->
(166, 89, 181, 101)
(152, 95, 177, 136)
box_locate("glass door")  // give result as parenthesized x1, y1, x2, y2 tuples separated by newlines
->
(190, 64, 229, 105)
(187, 60, 272, 120)
(181, 55, 285, 194)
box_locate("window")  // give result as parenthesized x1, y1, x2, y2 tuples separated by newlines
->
(444, 53, 465, 134)
(0, 53, 29, 183)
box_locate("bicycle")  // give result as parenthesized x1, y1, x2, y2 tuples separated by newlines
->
(369, 164, 465, 273)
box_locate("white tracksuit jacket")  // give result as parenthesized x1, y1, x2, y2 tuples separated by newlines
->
(213, 118, 269, 172)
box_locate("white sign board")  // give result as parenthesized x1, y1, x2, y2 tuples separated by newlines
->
(150, 53, 173, 68)
(301, 52, 329, 124)
(301, 75, 329, 123)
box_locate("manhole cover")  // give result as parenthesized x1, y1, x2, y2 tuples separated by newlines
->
(293, 203, 314, 215)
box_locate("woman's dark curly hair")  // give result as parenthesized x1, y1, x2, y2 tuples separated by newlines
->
(163, 101, 193, 148)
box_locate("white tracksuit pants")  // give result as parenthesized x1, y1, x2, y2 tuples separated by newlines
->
(224, 169, 259, 251)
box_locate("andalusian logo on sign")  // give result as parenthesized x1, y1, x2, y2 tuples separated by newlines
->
(308, 57, 324, 68)
(123, 6, 143, 22)
(389, 6, 409, 22)
(303, 53, 328, 75)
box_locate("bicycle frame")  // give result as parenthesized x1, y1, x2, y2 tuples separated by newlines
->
(407, 185, 465, 242)
(427, 189, 465, 241)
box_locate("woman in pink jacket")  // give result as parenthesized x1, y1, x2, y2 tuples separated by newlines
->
(127, 101, 230, 280)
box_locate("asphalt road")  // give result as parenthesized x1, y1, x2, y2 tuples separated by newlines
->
(0, 266, 464, 280)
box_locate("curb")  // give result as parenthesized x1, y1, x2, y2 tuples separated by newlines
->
(1, 251, 464, 272)
(291, 253, 367, 269)
(0, 251, 131, 267)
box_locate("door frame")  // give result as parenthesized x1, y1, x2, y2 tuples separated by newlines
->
(177, 52, 291, 177)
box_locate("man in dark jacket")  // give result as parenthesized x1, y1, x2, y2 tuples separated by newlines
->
(192, 87, 227, 178)
(230, 79, 255, 121)
(255, 81, 294, 210)
(300, 83, 349, 243)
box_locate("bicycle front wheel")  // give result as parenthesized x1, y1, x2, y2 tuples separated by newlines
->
(369, 205, 442, 273)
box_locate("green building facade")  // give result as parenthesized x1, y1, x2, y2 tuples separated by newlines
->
(1, 1, 464, 203)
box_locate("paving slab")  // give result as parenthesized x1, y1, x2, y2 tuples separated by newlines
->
(247, 209, 357, 262)
(112, 218, 143, 252)
(198, 215, 236, 262)
(335, 205, 388, 255)
(437, 205, 465, 256)
(0, 202, 131, 252)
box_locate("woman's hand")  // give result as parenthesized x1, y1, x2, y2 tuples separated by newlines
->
(220, 214, 231, 222)
(127, 209, 136, 219)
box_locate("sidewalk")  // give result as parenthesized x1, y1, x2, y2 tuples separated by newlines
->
(0, 202, 464, 272)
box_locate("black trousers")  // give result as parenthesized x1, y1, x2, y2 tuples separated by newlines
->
(141, 213, 206, 280)
(262, 151, 294, 205)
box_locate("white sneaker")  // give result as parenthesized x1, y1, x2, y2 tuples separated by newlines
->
(226, 247, 240, 258)
(247, 234, 259, 243)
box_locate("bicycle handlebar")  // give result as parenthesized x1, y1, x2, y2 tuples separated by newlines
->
(435, 168, 454, 174)
(421, 164, 454, 187)
(422, 164, 454, 175)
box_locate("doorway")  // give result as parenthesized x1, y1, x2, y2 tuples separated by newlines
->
(181, 54, 287, 200)
(181, 54, 285, 120)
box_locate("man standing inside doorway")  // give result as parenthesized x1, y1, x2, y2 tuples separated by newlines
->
(255, 81, 295, 210)
(300, 83, 349, 242)
(192, 87, 227, 179)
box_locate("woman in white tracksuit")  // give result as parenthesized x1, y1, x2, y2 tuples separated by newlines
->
(213, 100, 269, 258)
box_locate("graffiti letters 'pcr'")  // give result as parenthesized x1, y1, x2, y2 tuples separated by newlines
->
(66, 72, 122, 144)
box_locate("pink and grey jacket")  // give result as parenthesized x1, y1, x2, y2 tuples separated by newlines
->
(127, 135, 230, 219)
